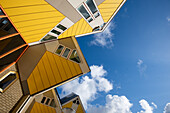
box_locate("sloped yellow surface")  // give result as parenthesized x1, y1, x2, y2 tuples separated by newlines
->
(1, 0, 65, 43)
(58, 18, 92, 39)
(98, 0, 124, 22)
(27, 51, 82, 95)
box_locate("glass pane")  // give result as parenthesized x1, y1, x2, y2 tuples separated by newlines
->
(86, 0, 98, 14)
(62, 48, 70, 58)
(55, 45, 64, 55)
(51, 29, 61, 35)
(42, 34, 56, 41)
(69, 50, 81, 63)
(0, 8, 5, 15)
(0, 46, 27, 72)
(0, 18, 17, 38)
(50, 99, 56, 107)
(0, 72, 16, 91)
(45, 98, 50, 105)
(88, 18, 93, 23)
(94, 12, 100, 18)
(41, 97, 46, 103)
(57, 24, 67, 31)
(78, 5, 90, 19)
(0, 35, 26, 56)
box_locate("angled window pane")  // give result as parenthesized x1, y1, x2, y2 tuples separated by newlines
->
(0, 35, 25, 56)
(78, 5, 90, 19)
(57, 24, 67, 31)
(94, 12, 100, 18)
(62, 48, 70, 58)
(55, 45, 64, 55)
(51, 29, 61, 35)
(45, 98, 50, 105)
(88, 18, 93, 23)
(69, 50, 81, 63)
(41, 97, 46, 103)
(0, 72, 17, 92)
(42, 34, 56, 41)
(86, 0, 98, 14)
(0, 8, 5, 15)
(0, 18, 17, 38)
(50, 99, 56, 107)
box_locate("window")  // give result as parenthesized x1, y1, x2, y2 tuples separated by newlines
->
(45, 98, 50, 105)
(69, 50, 81, 63)
(0, 71, 17, 92)
(0, 18, 17, 38)
(51, 29, 61, 35)
(62, 48, 70, 58)
(57, 24, 67, 31)
(0, 35, 25, 56)
(88, 18, 93, 23)
(55, 45, 64, 55)
(94, 12, 100, 18)
(41, 97, 46, 103)
(50, 99, 56, 107)
(0, 8, 5, 15)
(78, 5, 90, 19)
(86, 0, 98, 14)
(42, 34, 56, 41)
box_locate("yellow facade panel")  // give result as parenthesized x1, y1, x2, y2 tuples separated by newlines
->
(42, 52, 56, 86)
(58, 19, 92, 39)
(46, 52, 62, 83)
(98, 0, 124, 22)
(0, 0, 47, 8)
(32, 66, 44, 92)
(53, 54, 68, 81)
(22, 33, 46, 43)
(38, 60, 51, 89)
(4, 5, 56, 16)
(27, 73, 38, 95)
(60, 57, 73, 79)
(74, 63, 82, 75)
(67, 60, 78, 76)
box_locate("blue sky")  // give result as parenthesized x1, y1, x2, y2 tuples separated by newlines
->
(58, 0, 170, 112)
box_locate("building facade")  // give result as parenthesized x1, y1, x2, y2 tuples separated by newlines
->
(0, 0, 126, 112)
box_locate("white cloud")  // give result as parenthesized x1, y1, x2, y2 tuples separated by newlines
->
(87, 94, 133, 113)
(137, 59, 147, 76)
(60, 65, 113, 109)
(138, 99, 157, 113)
(167, 17, 170, 22)
(164, 103, 170, 113)
(90, 22, 115, 48)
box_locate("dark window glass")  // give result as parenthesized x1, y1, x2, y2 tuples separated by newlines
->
(0, 72, 16, 92)
(88, 18, 93, 23)
(78, 5, 90, 19)
(86, 0, 98, 14)
(69, 50, 81, 63)
(45, 98, 50, 105)
(51, 29, 61, 35)
(0, 35, 26, 56)
(0, 18, 17, 38)
(57, 24, 67, 31)
(42, 34, 56, 41)
(0, 46, 27, 72)
(41, 97, 46, 103)
(0, 8, 5, 15)
(94, 12, 100, 18)
(55, 45, 64, 55)
(62, 48, 70, 58)
(50, 99, 56, 107)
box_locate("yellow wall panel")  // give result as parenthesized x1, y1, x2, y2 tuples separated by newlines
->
(42, 53, 56, 86)
(60, 57, 72, 79)
(37, 60, 51, 89)
(32, 66, 44, 92)
(46, 52, 62, 83)
(1, 0, 65, 43)
(58, 19, 92, 39)
(27, 51, 82, 95)
(27, 73, 37, 95)
(98, 0, 124, 22)
(53, 54, 68, 81)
